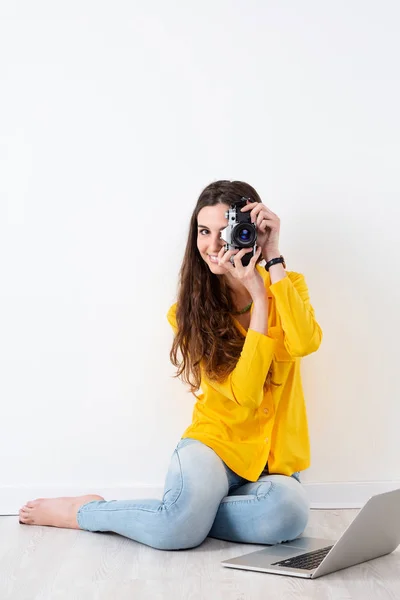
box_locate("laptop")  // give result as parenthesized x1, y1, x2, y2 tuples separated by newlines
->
(221, 487, 400, 578)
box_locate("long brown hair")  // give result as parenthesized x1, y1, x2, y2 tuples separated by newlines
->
(169, 180, 279, 395)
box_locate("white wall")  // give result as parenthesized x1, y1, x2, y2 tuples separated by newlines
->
(1, 0, 399, 512)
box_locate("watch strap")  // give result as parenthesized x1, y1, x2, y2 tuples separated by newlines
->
(265, 255, 286, 271)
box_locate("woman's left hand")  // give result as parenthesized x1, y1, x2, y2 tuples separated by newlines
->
(240, 200, 280, 257)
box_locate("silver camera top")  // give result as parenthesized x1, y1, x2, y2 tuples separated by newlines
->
(220, 197, 257, 266)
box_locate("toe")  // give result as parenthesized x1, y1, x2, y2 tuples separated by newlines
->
(19, 509, 33, 525)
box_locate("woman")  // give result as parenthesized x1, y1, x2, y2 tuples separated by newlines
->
(19, 180, 323, 551)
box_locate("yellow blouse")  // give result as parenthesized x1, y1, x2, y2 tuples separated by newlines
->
(166, 264, 323, 481)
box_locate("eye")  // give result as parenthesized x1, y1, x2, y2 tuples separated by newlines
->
(198, 229, 222, 237)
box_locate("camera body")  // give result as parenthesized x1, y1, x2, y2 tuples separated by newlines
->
(220, 197, 257, 267)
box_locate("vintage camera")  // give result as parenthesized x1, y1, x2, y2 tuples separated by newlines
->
(220, 197, 257, 267)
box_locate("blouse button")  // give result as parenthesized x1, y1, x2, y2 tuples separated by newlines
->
(264, 437, 269, 443)
(263, 408, 269, 414)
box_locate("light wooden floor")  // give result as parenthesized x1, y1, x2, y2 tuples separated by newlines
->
(0, 509, 399, 600)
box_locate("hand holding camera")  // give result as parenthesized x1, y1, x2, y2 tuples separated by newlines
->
(239, 198, 281, 256)
(215, 245, 266, 300)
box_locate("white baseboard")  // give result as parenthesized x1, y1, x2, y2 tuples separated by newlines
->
(1, 481, 400, 515)
(304, 480, 400, 509)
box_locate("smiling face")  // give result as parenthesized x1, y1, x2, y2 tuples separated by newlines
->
(196, 203, 230, 274)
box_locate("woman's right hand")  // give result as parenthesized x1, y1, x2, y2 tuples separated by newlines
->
(216, 246, 267, 301)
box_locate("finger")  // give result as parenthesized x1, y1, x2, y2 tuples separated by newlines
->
(256, 211, 270, 227)
(233, 248, 252, 257)
(257, 215, 274, 230)
(252, 205, 271, 224)
(240, 202, 258, 212)
(244, 204, 263, 222)
(258, 217, 272, 232)
(228, 248, 246, 262)
(232, 247, 252, 266)
(218, 246, 226, 258)
(220, 248, 240, 260)
(217, 246, 233, 261)
(219, 248, 239, 266)
(242, 203, 275, 221)
(240, 247, 261, 268)
(250, 246, 263, 263)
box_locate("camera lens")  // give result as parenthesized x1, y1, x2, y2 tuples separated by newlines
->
(233, 223, 256, 247)
(239, 228, 251, 242)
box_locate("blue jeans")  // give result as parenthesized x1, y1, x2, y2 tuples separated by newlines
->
(77, 437, 310, 550)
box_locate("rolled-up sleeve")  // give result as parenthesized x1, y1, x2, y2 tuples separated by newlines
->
(167, 303, 276, 409)
(269, 272, 323, 357)
(203, 329, 277, 409)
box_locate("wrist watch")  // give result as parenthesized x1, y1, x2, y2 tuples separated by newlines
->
(265, 255, 286, 271)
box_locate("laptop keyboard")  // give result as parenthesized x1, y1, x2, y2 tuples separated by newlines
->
(271, 545, 334, 571)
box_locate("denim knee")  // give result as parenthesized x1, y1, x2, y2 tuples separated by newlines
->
(149, 509, 210, 550)
(152, 440, 230, 550)
(256, 479, 310, 544)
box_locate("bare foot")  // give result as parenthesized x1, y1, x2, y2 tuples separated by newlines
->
(18, 495, 104, 529)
